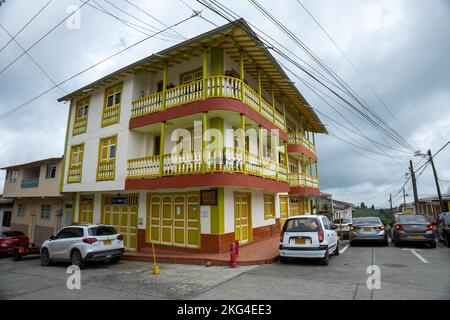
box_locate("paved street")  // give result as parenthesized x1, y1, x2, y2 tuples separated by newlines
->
(0, 241, 449, 300)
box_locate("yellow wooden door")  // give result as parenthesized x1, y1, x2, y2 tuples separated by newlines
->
(280, 196, 289, 228)
(234, 193, 250, 243)
(187, 194, 200, 248)
(148, 195, 161, 243)
(161, 195, 173, 245)
(79, 198, 93, 224)
(289, 197, 299, 216)
(173, 195, 186, 246)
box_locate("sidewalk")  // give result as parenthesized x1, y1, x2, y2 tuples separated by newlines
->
(123, 237, 280, 266)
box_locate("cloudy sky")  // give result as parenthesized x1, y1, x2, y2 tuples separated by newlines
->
(0, 0, 449, 208)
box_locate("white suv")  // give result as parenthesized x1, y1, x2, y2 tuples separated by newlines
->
(279, 215, 339, 265)
(40, 224, 124, 268)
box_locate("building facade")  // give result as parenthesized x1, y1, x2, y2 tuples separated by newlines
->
(58, 20, 326, 253)
(1, 158, 73, 245)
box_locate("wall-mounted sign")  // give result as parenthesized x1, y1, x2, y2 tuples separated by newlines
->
(200, 189, 218, 206)
(111, 197, 127, 205)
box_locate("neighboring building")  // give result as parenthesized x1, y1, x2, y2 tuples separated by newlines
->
(0, 196, 14, 232)
(57, 19, 326, 253)
(403, 193, 450, 222)
(1, 158, 73, 245)
(317, 193, 353, 221)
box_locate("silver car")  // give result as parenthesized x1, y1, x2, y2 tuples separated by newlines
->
(40, 224, 124, 268)
(349, 217, 388, 246)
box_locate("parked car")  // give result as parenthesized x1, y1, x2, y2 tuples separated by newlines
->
(40, 224, 124, 268)
(333, 218, 352, 240)
(435, 212, 450, 247)
(279, 215, 339, 266)
(0, 231, 29, 256)
(391, 214, 436, 248)
(349, 217, 388, 246)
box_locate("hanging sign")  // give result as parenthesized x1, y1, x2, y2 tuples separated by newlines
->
(200, 190, 218, 206)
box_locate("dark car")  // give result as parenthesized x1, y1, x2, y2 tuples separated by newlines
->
(0, 231, 29, 256)
(435, 212, 450, 247)
(391, 214, 436, 248)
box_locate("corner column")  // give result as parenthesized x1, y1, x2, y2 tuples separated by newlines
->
(159, 121, 165, 176)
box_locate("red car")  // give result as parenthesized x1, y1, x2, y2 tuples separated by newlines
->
(0, 231, 29, 256)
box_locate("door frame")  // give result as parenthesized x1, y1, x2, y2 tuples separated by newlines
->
(279, 195, 289, 228)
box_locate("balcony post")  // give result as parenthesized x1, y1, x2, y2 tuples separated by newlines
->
(271, 84, 276, 123)
(257, 69, 262, 113)
(202, 112, 208, 173)
(284, 142, 289, 181)
(160, 121, 165, 176)
(282, 96, 287, 132)
(240, 50, 245, 101)
(315, 161, 319, 180)
(162, 63, 168, 110)
(258, 126, 263, 175)
(203, 49, 208, 99)
(241, 114, 246, 173)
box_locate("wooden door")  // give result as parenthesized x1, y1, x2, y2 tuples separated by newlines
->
(161, 195, 173, 245)
(279, 196, 289, 228)
(234, 192, 250, 243)
(186, 194, 200, 248)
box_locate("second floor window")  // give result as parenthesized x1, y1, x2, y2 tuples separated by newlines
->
(102, 83, 122, 127)
(97, 136, 117, 181)
(73, 97, 90, 135)
(180, 68, 203, 85)
(17, 204, 25, 217)
(46, 164, 56, 179)
(100, 136, 117, 161)
(40, 205, 51, 220)
(9, 170, 18, 183)
(68, 144, 84, 183)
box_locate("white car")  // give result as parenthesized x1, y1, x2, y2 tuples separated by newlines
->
(279, 215, 339, 265)
(40, 224, 124, 268)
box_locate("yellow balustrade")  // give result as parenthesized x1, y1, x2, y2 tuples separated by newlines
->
(97, 160, 115, 181)
(67, 164, 82, 183)
(288, 131, 316, 153)
(73, 117, 87, 136)
(126, 147, 290, 182)
(102, 105, 120, 127)
(130, 76, 286, 131)
(288, 173, 319, 189)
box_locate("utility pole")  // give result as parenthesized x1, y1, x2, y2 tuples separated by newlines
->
(409, 160, 419, 213)
(403, 188, 407, 212)
(389, 194, 392, 210)
(428, 149, 445, 217)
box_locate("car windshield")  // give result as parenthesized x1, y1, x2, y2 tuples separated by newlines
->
(284, 218, 321, 232)
(2, 231, 25, 237)
(88, 226, 118, 236)
(398, 215, 428, 224)
(352, 217, 380, 225)
(333, 219, 351, 224)
(445, 215, 450, 224)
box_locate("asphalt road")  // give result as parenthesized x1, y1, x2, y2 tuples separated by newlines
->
(0, 241, 449, 300)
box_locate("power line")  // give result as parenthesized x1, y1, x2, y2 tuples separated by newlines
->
(0, 13, 199, 122)
(0, 0, 53, 55)
(0, 0, 90, 76)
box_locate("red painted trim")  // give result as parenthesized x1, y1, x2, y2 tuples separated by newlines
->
(129, 97, 288, 142)
(287, 144, 317, 161)
(126, 173, 290, 192)
(289, 186, 321, 196)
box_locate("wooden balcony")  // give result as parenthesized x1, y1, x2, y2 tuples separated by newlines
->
(73, 117, 87, 136)
(127, 147, 288, 183)
(131, 76, 286, 131)
(67, 164, 82, 183)
(288, 173, 319, 189)
(288, 132, 316, 153)
(97, 160, 115, 181)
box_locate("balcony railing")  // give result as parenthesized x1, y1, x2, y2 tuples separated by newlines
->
(67, 164, 82, 183)
(131, 76, 286, 131)
(21, 178, 39, 189)
(288, 173, 319, 189)
(73, 117, 87, 136)
(288, 132, 316, 153)
(127, 147, 288, 183)
(102, 105, 120, 127)
(97, 160, 115, 181)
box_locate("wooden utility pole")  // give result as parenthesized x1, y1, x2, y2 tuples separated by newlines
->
(389, 194, 392, 210)
(428, 149, 445, 215)
(409, 160, 419, 213)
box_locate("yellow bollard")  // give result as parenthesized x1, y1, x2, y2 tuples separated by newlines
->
(151, 239, 160, 275)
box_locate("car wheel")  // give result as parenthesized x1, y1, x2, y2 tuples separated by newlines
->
(110, 257, 121, 263)
(40, 248, 51, 266)
(334, 241, 340, 256)
(279, 256, 288, 264)
(429, 241, 437, 249)
(319, 249, 329, 266)
(444, 236, 450, 248)
(70, 250, 85, 269)
(382, 237, 389, 247)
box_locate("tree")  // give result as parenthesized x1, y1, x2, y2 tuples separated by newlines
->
(371, 205, 375, 210)
(360, 202, 366, 209)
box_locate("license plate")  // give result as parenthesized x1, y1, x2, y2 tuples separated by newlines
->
(103, 240, 112, 245)
(295, 238, 306, 245)
(363, 228, 372, 232)
(410, 235, 421, 239)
